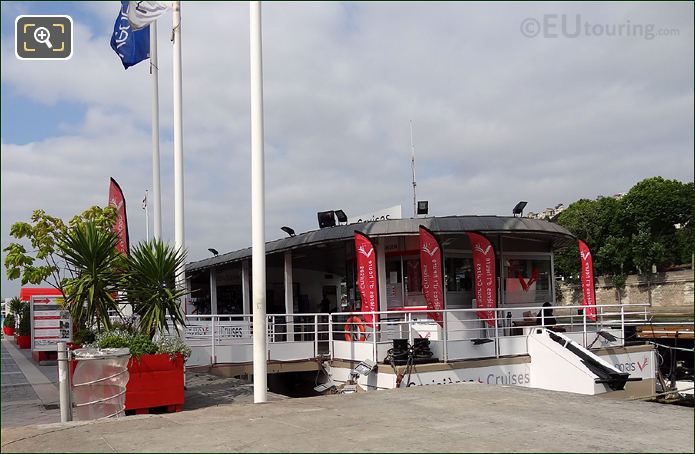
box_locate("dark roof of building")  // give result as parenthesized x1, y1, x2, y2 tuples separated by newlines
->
(187, 215, 575, 272)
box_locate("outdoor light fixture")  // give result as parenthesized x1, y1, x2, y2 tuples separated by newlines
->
(334, 209, 348, 224)
(281, 226, 296, 237)
(317, 210, 336, 229)
(208, 248, 219, 257)
(417, 200, 429, 216)
(512, 201, 528, 217)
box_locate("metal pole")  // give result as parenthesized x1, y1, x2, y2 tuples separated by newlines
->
(211, 316, 216, 366)
(150, 22, 162, 240)
(442, 310, 448, 362)
(144, 190, 149, 242)
(172, 1, 186, 314)
(410, 120, 417, 218)
(328, 313, 334, 359)
(314, 314, 318, 357)
(250, 0, 267, 403)
(57, 342, 72, 423)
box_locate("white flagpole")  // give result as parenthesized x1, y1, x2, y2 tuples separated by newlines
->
(172, 1, 186, 312)
(150, 22, 162, 240)
(144, 190, 150, 242)
(250, 0, 267, 404)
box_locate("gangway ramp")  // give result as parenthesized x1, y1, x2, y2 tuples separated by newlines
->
(528, 328, 636, 395)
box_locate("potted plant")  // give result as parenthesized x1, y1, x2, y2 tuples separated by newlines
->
(16, 304, 31, 349)
(117, 239, 190, 413)
(3, 313, 16, 336)
(80, 328, 191, 413)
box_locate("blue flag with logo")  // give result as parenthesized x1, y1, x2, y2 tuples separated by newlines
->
(111, 1, 150, 69)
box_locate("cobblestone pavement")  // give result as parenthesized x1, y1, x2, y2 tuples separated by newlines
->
(1, 340, 60, 428)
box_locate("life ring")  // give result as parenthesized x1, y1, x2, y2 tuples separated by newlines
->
(344, 316, 366, 341)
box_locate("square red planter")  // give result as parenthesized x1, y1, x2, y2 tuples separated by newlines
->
(16, 335, 30, 349)
(3, 327, 15, 336)
(125, 353, 185, 412)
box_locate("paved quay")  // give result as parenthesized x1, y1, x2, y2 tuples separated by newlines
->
(2, 381, 693, 452)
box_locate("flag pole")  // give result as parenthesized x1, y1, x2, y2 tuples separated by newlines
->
(250, 0, 267, 404)
(172, 0, 186, 312)
(144, 190, 150, 242)
(150, 21, 162, 240)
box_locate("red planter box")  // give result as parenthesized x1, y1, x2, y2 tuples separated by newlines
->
(3, 327, 15, 336)
(125, 353, 184, 412)
(16, 335, 30, 349)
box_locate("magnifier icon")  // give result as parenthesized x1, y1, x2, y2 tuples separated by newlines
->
(33, 26, 53, 49)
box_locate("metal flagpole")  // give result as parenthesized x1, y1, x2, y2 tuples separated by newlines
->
(144, 190, 149, 242)
(410, 120, 417, 218)
(172, 1, 186, 314)
(250, 0, 267, 404)
(150, 21, 162, 240)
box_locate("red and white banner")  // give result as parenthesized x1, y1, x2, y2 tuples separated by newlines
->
(419, 226, 444, 326)
(467, 232, 497, 328)
(578, 240, 597, 321)
(108, 177, 130, 255)
(354, 231, 379, 327)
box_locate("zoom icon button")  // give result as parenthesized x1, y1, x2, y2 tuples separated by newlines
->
(16, 15, 73, 60)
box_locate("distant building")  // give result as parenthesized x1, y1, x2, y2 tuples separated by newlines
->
(525, 203, 566, 221)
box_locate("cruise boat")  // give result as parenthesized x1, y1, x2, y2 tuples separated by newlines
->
(179, 215, 660, 398)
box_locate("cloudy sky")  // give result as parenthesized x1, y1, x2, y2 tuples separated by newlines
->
(1, 1, 693, 297)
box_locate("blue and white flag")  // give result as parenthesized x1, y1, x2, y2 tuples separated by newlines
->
(127, 1, 171, 31)
(110, 1, 150, 69)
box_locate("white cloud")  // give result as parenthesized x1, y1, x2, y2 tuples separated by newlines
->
(2, 1, 693, 297)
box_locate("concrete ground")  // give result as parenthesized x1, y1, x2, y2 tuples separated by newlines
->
(2, 380, 693, 452)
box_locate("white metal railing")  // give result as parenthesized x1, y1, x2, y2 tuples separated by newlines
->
(173, 303, 686, 367)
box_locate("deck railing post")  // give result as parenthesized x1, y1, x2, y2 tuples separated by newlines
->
(328, 313, 333, 360)
(314, 314, 318, 357)
(407, 312, 413, 345)
(211, 316, 216, 366)
(372, 311, 377, 363)
(620, 305, 625, 347)
(582, 310, 587, 348)
(494, 309, 500, 358)
(442, 310, 448, 363)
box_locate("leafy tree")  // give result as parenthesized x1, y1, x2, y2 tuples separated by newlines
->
(4, 206, 118, 295)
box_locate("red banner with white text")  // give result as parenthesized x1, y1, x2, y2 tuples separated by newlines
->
(419, 226, 444, 326)
(578, 240, 597, 321)
(467, 232, 497, 328)
(354, 232, 379, 327)
(108, 178, 130, 255)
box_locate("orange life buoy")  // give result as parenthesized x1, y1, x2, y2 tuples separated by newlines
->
(344, 316, 366, 341)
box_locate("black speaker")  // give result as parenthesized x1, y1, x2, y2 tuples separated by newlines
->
(392, 338, 409, 351)
(317, 211, 336, 228)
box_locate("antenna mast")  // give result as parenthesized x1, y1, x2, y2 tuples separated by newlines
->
(410, 120, 417, 217)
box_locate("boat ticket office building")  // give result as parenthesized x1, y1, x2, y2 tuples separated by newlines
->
(185, 216, 574, 329)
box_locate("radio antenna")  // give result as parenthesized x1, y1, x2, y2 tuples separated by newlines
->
(410, 120, 417, 217)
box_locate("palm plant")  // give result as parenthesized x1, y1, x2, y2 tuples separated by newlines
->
(8, 297, 23, 316)
(58, 221, 123, 330)
(121, 239, 188, 338)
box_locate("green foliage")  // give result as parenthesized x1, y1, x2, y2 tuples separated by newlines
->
(72, 328, 96, 346)
(89, 329, 187, 359)
(155, 336, 191, 360)
(3, 314, 15, 328)
(8, 297, 23, 316)
(128, 334, 158, 357)
(4, 206, 118, 292)
(17, 304, 30, 336)
(555, 177, 693, 278)
(121, 239, 188, 338)
(58, 221, 123, 330)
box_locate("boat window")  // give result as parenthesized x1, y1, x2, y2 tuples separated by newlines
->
(503, 256, 552, 305)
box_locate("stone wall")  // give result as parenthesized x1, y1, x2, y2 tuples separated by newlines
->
(557, 270, 694, 314)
